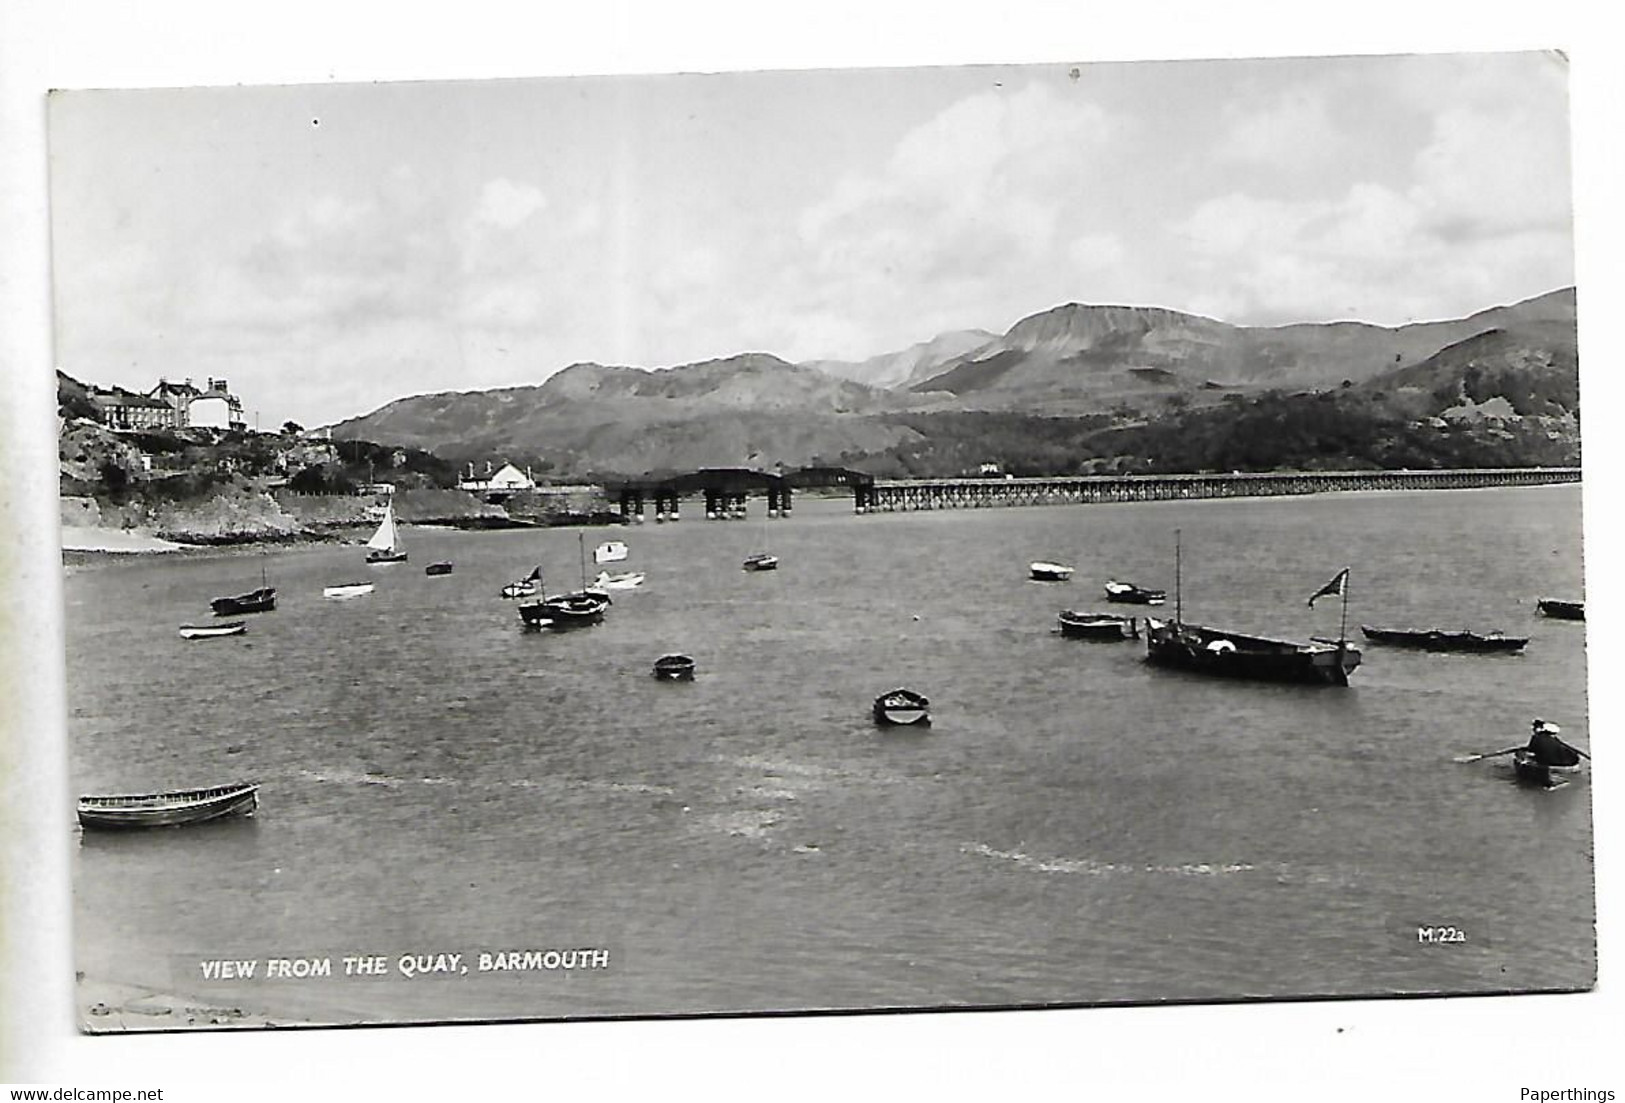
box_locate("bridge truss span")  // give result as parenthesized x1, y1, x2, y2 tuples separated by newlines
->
(863, 468, 1580, 512)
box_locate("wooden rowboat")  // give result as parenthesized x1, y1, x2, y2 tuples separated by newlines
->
(1057, 610, 1139, 640)
(77, 782, 259, 830)
(1537, 598, 1585, 621)
(1030, 561, 1074, 582)
(1105, 580, 1167, 605)
(653, 654, 696, 680)
(179, 621, 247, 639)
(323, 582, 375, 599)
(742, 553, 779, 572)
(873, 688, 931, 726)
(1359, 625, 1528, 652)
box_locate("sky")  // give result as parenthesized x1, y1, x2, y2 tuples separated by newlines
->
(46, 51, 1576, 431)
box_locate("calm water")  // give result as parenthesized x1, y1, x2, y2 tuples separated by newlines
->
(65, 486, 1594, 1026)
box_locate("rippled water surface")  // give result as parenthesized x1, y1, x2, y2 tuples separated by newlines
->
(65, 486, 1593, 1026)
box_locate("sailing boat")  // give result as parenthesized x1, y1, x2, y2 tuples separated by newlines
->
(1143, 530, 1360, 686)
(742, 500, 778, 571)
(364, 501, 408, 564)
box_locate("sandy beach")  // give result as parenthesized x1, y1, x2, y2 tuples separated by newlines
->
(59, 526, 184, 554)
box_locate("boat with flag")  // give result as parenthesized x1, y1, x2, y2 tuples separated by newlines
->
(518, 538, 611, 629)
(1144, 536, 1360, 686)
(501, 566, 542, 599)
(364, 503, 408, 564)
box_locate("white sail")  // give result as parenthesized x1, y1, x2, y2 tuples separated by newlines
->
(594, 540, 629, 564)
(366, 505, 400, 552)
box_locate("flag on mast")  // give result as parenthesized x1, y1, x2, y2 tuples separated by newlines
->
(1307, 568, 1350, 607)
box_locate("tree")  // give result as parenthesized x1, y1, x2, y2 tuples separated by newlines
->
(282, 420, 305, 436)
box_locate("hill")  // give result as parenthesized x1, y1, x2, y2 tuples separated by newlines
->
(324, 289, 1578, 478)
(909, 289, 1577, 412)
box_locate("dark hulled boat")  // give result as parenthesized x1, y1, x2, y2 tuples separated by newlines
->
(873, 688, 931, 726)
(1512, 750, 1582, 789)
(652, 654, 696, 680)
(1537, 598, 1585, 621)
(1057, 610, 1139, 640)
(518, 590, 609, 629)
(1359, 625, 1528, 652)
(1142, 536, 1359, 686)
(425, 561, 454, 576)
(77, 782, 259, 830)
(1145, 618, 1361, 685)
(211, 586, 277, 616)
(743, 553, 779, 572)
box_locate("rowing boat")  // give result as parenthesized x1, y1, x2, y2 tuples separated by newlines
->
(77, 782, 259, 830)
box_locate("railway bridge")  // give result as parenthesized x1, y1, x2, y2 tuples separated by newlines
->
(602, 466, 1578, 520)
(864, 467, 1580, 512)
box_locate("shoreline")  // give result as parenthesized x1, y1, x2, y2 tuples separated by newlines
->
(78, 976, 313, 1033)
(58, 481, 1576, 559)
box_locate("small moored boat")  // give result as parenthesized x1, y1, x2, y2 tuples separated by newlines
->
(1105, 580, 1166, 605)
(743, 553, 779, 572)
(652, 654, 696, 680)
(1146, 618, 1360, 686)
(179, 621, 247, 640)
(501, 566, 542, 599)
(592, 570, 646, 592)
(425, 561, 454, 576)
(323, 582, 375, 599)
(77, 782, 259, 830)
(1057, 610, 1139, 640)
(518, 590, 609, 629)
(210, 586, 276, 616)
(1537, 598, 1585, 621)
(873, 688, 931, 726)
(1030, 561, 1074, 582)
(1359, 625, 1527, 652)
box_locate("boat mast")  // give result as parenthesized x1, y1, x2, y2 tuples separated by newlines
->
(1174, 528, 1183, 626)
(1339, 569, 1351, 645)
(578, 532, 588, 591)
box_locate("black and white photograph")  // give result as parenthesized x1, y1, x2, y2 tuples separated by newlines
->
(4, 3, 1622, 1097)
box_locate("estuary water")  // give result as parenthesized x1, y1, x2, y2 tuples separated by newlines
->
(64, 485, 1593, 1027)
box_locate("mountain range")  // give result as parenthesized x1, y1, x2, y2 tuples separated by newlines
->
(327, 288, 1579, 477)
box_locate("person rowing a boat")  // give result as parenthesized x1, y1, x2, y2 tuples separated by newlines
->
(1526, 719, 1582, 768)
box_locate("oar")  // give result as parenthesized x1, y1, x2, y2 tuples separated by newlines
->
(1454, 746, 1523, 764)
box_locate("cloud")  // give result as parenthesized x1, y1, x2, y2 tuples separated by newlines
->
(776, 81, 1117, 356)
(473, 178, 548, 230)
